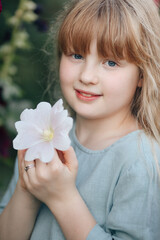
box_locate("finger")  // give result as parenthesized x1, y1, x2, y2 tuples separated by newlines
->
(18, 149, 26, 166)
(23, 168, 31, 189)
(47, 150, 63, 170)
(18, 149, 26, 159)
(24, 157, 36, 176)
(18, 150, 28, 188)
(60, 147, 78, 171)
(23, 161, 37, 193)
(57, 150, 66, 164)
(18, 149, 27, 175)
(35, 158, 47, 177)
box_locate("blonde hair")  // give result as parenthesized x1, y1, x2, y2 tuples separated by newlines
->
(48, 0, 160, 145)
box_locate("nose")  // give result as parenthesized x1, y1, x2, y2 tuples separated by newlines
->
(80, 62, 98, 85)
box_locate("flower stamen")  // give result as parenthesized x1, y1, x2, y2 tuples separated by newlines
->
(43, 129, 54, 141)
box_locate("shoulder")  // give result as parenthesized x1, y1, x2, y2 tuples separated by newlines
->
(108, 132, 160, 240)
(110, 130, 160, 179)
(109, 132, 160, 207)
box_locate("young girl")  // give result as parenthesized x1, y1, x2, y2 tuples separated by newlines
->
(0, 0, 160, 239)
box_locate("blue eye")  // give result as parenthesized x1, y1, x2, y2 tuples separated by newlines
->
(107, 60, 117, 67)
(103, 60, 117, 67)
(72, 54, 83, 60)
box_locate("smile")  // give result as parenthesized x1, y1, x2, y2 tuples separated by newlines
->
(75, 89, 102, 101)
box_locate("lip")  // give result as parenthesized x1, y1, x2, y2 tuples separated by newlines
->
(75, 89, 102, 102)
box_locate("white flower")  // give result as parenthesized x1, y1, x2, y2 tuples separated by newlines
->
(22, 1, 37, 11)
(22, 12, 38, 22)
(13, 99, 73, 163)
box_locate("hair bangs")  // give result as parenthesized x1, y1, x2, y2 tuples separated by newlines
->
(58, 20, 95, 57)
(96, 2, 146, 65)
(58, 0, 146, 65)
(58, 1, 99, 57)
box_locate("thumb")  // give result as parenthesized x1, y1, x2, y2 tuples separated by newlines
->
(62, 146, 78, 172)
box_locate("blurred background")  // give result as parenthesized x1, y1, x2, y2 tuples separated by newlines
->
(0, 0, 159, 200)
(0, 0, 67, 200)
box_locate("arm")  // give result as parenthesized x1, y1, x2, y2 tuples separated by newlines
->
(49, 188, 97, 240)
(0, 182, 40, 240)
(0, 151, 40, 240)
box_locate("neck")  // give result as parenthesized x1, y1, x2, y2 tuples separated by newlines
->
(75, 112, 139, 150)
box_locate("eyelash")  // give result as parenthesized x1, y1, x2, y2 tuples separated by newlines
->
(72, 54, 84, 60)
(71, 54, 118, 67)
(104, 60, 117, 67)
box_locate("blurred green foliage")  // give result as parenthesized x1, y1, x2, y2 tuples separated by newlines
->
(0, 0, 67, 199)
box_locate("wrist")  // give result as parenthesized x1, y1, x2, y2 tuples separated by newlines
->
(49, 187, 79, 215)
(16, 180, 41, 209)
(48, 188, 96, 240)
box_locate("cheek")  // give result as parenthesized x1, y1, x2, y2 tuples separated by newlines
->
(59, 62, 74, 87)
(102, 78, 125, 96)
(59, 61, 74, 101)
(59, 62, 67, 84)
(102, 74, 139, 100)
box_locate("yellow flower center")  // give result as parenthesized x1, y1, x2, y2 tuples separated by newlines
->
(43, 129, 54, 141)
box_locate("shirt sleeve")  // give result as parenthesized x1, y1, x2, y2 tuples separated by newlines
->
(0, 157, 19, 214)
(87, 160, 160, 240)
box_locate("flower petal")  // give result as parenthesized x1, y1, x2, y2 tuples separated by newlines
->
(54, 117, 73, 135)
(52, 99, 63, 114)
(36, 102, 52, 129)
(51, 110, 68, 129)
(20, 108, 37, 122)
(52, 133, 71, 150)
(15, 121, 42, 134)
(20, 102, 52, 130)
(25, 141, 54, 163)
(13, 121, 43, 149)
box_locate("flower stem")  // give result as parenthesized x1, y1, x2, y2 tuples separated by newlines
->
(0, 0, 29, 81)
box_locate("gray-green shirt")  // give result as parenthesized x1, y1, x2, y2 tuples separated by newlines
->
(0, 126, 160, 239)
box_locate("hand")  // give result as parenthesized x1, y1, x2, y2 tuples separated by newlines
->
(17, 149, 41, 207)
(17, 149, 29, 190)
(22, 147, 78, 209)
